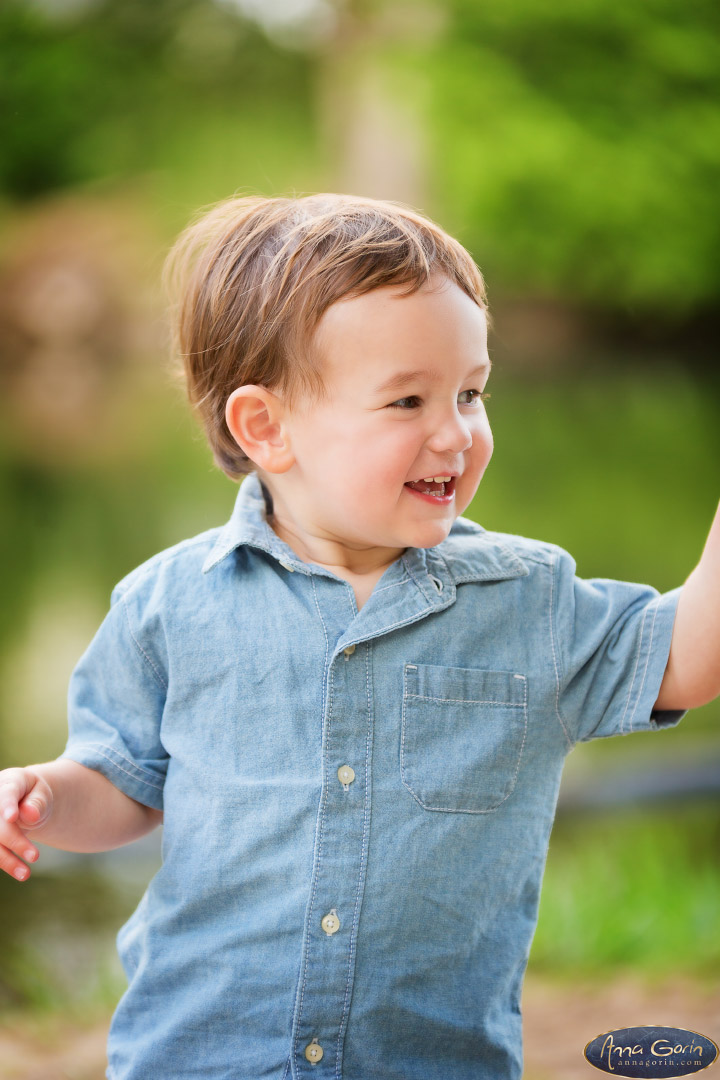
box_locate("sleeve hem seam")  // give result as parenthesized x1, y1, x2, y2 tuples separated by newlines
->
(623, 597, 662, 734)
(61, 744, 165, 792)
(550, 551, 574, 751)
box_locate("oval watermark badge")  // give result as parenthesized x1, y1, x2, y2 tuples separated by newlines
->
(585, 1026, 718, 1077)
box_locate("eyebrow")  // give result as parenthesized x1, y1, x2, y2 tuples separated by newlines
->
(372, 362, 491, 395)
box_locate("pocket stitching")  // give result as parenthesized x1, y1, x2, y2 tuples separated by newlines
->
(401, 665, 528, 814)
(406, 694, 524, 707)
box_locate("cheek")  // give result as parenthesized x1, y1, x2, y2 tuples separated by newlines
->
(470, 418, 494, 472)
(335, 452, 404, 508)
(481, 428, 494, 465)
(352, 422, 412, 472)
(326, 416, 416, 495)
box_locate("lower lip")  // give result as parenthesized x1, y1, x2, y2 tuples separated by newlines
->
(403, 477, 456, 505)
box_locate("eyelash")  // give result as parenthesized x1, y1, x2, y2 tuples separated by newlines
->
(387, 390, 491, 410)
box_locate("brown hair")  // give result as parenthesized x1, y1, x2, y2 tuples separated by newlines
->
(163, 192, 488, 481)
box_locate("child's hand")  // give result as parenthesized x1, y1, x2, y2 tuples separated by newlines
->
(0, 767, 52, 881)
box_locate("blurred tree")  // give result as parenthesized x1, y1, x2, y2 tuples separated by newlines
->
(0, 0, 313, 198)
(412, 0, 720, 315)
(2, 0, 718, 323)
(313, 0, 441, 208)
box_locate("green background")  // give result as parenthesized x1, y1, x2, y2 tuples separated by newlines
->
(0, 0, 717, 1030)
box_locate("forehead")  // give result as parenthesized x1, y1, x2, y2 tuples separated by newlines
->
(313, 278, 488, 385)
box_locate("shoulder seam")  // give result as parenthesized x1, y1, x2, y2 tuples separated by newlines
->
(112, 531, 220, 599)
(476, 532, 563, 568)
(515, 550, 557, 568)
(119, 594, 168, 692)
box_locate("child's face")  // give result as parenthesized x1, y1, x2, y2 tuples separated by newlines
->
(262, 274, 493, 564)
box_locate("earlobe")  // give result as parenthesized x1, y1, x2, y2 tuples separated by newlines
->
(225, 386, 294, 474)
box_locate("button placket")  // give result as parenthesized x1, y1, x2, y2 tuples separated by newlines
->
(293, 633, 372, 1077)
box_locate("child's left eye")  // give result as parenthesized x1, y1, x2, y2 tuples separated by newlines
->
(387, 390, 489, 410)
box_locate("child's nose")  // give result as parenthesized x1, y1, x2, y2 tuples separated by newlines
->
(428, 411, 475, 454)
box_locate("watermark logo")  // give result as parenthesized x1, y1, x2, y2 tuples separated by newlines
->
(584, 1026, 718, 1077)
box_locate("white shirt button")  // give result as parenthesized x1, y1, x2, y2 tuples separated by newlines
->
(279, 560, 295, 572)
(337, 765, 355, 786)
(343, 644, 356, 658)
(321, 909, 340, 935)
(305, 1039, 323, 1063)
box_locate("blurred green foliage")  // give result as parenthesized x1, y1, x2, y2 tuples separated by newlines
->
(420, 0, 720, 310)
(2, 0, 719, 314)
(476, 363, 720, 590)
(0, 0, 315, 199)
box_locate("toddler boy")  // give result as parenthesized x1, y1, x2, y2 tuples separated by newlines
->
(1, 193, 718, 1080)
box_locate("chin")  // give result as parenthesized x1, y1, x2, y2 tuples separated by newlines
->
(407, 520, 454, 549)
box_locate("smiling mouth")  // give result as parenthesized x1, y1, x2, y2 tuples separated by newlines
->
(404, 477, 456, 497)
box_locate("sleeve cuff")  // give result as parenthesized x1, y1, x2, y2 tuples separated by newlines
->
(623, 586, 687, 735)
(60, 744, 165, 811)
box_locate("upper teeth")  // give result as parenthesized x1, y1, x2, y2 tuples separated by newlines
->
(421, 476, 452, 483)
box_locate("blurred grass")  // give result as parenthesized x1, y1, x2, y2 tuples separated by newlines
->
(530, 801, 720, 980)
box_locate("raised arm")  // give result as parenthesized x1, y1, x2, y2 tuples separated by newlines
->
(0, 759, 163, 881)
(654, 499, 720, 711)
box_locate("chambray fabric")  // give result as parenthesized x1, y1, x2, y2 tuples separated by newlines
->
(61, 472, 685, 1080)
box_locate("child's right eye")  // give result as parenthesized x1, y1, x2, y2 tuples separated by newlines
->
(387, 391, 490, 411)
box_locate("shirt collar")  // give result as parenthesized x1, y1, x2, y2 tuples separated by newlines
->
(201, 471, 527, 584)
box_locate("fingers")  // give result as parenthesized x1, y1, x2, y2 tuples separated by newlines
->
(0, 767, 30, 825)
(0, 768, 46, 881)
(0, 818, 40, 881)
(1, 768, 51, 828)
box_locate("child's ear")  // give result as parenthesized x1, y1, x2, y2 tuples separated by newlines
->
(225, 386, 295, 474)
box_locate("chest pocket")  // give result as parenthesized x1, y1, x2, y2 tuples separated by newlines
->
(400, 662, 528, 813)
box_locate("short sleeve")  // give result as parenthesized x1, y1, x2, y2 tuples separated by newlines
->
(59, 581, 169, 810)
(553, 549, 687, 745)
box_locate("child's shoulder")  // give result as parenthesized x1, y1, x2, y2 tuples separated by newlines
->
(109, 525, 223, 604)
(448, 514, 573, 572)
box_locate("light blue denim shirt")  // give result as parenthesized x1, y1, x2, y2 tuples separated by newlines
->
(61, 472, 685, 1080)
